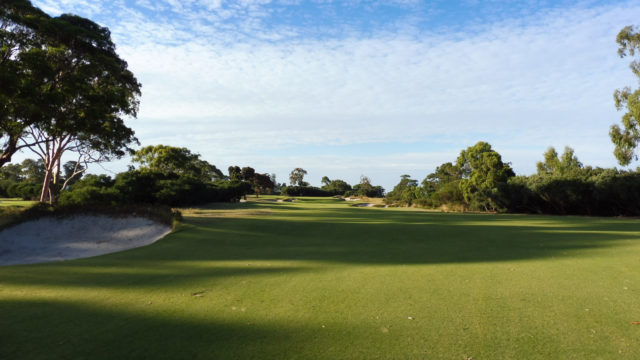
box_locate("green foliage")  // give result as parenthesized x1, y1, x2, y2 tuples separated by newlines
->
(351, 175, 385, 197)
(133, 145, 223, 181)
(228, 166, 242, 181)
(536, 146, 582, 176)
(385, 175, 420, 205)
(251, 172, 275, 197)
(610, 25, 640, 165)
(5, 181, 40, 200)
(57, 169, 251, 208)
(320, 177, 352, 196)
(281, 185, 332, 197)
(289, 168, 307, 186)
(456, 141, 515, 211)
(502, 167, 640, 216)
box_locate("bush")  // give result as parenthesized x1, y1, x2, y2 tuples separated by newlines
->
(6, 182, 41, 200)
(281, 186, 332, 197)
(57, 186, 122, 207)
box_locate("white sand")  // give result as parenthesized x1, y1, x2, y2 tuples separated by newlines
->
(0, 215, 171, 266)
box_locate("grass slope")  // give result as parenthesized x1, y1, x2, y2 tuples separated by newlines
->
(1, 197, 639, 359)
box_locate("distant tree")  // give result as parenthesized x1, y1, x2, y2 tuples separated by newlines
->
(252, 173, 275, 197)
(422, 162, 461, 192)
(353, 175, 384, 197)
(610, 25, 640, 165)
(0, 162, 22, 181)
(133, 145, 223, 181)
(61, 160, 85, 189)
(241, 167, 256, 181)
(289, 167, 307, 186)
(18, 158, 44, 183)
(321, 177, 352, 195)
(456, 141, 514, 211)
(536, 146, 582, 176)
(228, 166, 242, 181)
(386, 175, 419, 205)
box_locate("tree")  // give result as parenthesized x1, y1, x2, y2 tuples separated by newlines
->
(133, 145, 223, 181)
(353, 175, 384, 197)
(536, 146, 582, 176)
(610, 25, 640, 165)
(228, 166, 241, 181)
(241, 167, 256, 181)
(386, 174, 419, 205)
(456, 141, 514, 211)
(252, 173, 275, 197)
(320, 177, 352, 195)
(3, 3, 142, 202)
(0, 0, 51, 168)
(289, 167, 307, 186)
(422, 162, 461, 193)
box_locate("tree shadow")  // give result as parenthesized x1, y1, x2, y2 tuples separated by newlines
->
(0, 299, 304, 360)
(1, 201, 639, 289)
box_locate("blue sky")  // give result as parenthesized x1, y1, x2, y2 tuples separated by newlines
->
(28, 0, 640, 190)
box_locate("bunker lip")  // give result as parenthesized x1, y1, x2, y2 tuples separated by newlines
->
(0, 215, 171, 266)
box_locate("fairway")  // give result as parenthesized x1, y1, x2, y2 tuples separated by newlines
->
(1, 197, 640, 359)
(0, 198, 35, 208)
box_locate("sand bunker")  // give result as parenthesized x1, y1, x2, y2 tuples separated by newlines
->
(351, 203, 375, 207)
(0, 215, 171, 266)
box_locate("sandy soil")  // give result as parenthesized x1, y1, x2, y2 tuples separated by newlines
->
(0, 215, 171, 266)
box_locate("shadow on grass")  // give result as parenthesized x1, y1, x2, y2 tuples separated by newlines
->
(0, 299, 302, 360)
(1, 201, 639, 289)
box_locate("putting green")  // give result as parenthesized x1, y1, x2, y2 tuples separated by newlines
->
(1, 197, 639, 359)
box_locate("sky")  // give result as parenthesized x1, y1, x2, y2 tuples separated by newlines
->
(27, 0, 640, 190)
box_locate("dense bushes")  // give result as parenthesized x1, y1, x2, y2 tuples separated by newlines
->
(58, 170, 251, 207)
(501, 169, 640, 216)
(281, 185, 332, 197)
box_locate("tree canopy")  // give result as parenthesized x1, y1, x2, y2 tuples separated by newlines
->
(610, 25, 640, 165)
(1, 0, 141, 202)
(132, 145, 223, 181)
(536, 146, 582, 177)
(456, 141, 514, 211)
(289, 168, 307, 186)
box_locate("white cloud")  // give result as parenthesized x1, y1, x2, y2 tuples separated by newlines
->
(26, 0, 640, 189)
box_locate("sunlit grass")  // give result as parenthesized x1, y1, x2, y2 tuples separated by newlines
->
(0, 198, 37, 228)
(1, 197, 640, 359)
(0, 198, 35, 208)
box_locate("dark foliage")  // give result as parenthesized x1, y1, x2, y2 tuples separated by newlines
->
(281, 185, 332, 197)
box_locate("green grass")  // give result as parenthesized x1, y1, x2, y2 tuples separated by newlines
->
(0, 198, 37, 227)
(0, 198, 35, 208)
(1, 197, 640, 359)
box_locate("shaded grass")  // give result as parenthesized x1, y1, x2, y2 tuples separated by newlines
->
(1, 197, 640, 359)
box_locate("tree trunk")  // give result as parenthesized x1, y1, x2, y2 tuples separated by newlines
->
(39, 165, 53, 203)
(0, 135, 18, 168)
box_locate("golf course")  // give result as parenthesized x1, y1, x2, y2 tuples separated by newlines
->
(1, 197, 639, 359)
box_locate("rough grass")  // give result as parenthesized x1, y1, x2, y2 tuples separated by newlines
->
(0, 198, 36, 227)
(1, 197, 640, 359)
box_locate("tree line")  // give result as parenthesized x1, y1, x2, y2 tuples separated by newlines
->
(385, 142, 640, 216)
